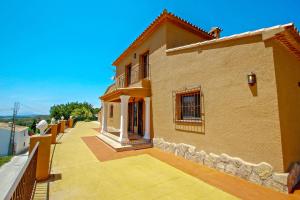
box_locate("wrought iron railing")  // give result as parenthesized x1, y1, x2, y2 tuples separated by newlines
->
(4, 142, 39, 200)
(116, 73, 125, 88)
(115, 64, 150, 89)
(129, 65, 140, 85)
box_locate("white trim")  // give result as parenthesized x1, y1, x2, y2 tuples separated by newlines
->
(119, 95, 130, 143)
(101, 101, 108, 133)
(144, 97, 151, 140)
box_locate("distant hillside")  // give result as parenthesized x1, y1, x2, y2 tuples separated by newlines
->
(0, 114, 49, 120)
(0, 115, 50, 127)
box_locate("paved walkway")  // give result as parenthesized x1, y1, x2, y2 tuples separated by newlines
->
(49, 122, 236, 199)
(48, 122, 300, 200)
(0, 153, 28, 199)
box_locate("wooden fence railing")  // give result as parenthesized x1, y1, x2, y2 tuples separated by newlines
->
(4, 142, 39, 200)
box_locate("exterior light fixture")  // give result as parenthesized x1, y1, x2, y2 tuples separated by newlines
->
(133, 53, 136, 59)
(247, 72, 256, 86)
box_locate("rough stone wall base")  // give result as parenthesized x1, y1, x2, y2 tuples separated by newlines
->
(153, 138, 288, 193)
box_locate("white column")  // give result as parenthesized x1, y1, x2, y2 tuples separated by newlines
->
(144, 97, 151, 140)
(101, 101, 108, 133)
(119, 95, 130, 143)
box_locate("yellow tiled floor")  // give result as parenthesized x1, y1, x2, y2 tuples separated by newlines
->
(49, 122, 238, 200)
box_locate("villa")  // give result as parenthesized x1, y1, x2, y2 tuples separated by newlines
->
(99, 10, 300, 192)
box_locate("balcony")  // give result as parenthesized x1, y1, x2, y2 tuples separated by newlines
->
(115, 64, 150, 89)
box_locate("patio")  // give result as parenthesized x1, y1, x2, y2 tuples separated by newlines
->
(45, 121, 300, 200)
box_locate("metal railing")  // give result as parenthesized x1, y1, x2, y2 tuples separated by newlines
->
(116, 73, 125, 89)
(129, 65, 140, 85)
(4, 142, 39, 200)
(115, 64, 150, 89)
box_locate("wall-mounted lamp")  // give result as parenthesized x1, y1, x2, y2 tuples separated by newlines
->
(247, 72, 256, 86)
(133, 53, 136, 59)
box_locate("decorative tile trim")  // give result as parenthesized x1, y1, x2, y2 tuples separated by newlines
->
(153, 138, 288, 193)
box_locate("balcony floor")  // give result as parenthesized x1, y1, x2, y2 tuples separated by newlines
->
(44, 121, 300, 200)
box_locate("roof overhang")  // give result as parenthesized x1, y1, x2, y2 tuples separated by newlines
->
(273, 25, 300, 60)
(100, 87, 151, 102)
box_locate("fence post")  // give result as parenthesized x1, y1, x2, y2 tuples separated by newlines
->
(68, 118, 74, 128)
(29, 135, 51, 181)
(49, 124, 58, 144)
(60, 120, 66, 133)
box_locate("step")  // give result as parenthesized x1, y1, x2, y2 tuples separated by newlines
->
(102, 131, 120, 142)
(102, 131, 151, 145)
(96, 134, 133, 152)
(97, 134, 153, 152)
(131, 143, 153, 150)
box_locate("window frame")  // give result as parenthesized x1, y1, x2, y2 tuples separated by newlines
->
(140, 51, 149, 79)
(175, 90, 202, 124)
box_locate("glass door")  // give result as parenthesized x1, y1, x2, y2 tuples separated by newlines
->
(128, 102, 138, 134)
(128, 101, 144, 136)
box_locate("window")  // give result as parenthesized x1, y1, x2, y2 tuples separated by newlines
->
(141, 51, 149, 78)
(109, 105, 114, 118)
(176, 90, 201, 122)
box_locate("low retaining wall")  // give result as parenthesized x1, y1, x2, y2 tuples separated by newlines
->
(153, 138, 288, 193)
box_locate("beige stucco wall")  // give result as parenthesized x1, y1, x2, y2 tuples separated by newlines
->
(271, 41, 300, 171)
(108, 20, 300, 172)
(116, 24, 167, 76)
(115, 21, 210, 76)
(166, 22, 206, 49)
(151, 36, 285, 171)
(107, 102, 120, 130)
(111, 23, 168, 132)
(112, 21, 210, 132)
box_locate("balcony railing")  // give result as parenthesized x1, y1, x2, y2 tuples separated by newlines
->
(115, 64, 150, 89)
(4, 142, 39, 200)
(116, 74, 125, 88)
(129, 65, 140, 85)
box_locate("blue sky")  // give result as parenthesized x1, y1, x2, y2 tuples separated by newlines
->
(0, 0, 299, 115)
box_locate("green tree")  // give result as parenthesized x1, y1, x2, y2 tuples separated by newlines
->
(50, 102, 96, 121)
(92, 107, 100, 114)
(71, 107, 93, 121)
(30, 119, 37, 134)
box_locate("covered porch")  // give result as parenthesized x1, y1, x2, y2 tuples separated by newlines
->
(99, 87, 152, 150)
